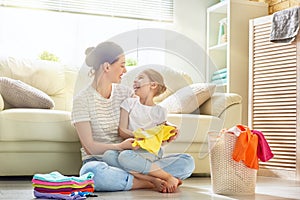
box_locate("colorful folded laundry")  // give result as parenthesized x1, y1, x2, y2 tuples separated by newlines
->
(32, 171, 95, 199)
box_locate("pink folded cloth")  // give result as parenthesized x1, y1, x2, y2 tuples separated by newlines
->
(32, 179, 94, 186)
(251, 130, 274, 162)
(34, 184, 94, 194)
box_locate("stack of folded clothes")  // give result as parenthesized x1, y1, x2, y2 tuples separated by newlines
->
(211, 68, 227, 85)
(32, 171, 95, 199)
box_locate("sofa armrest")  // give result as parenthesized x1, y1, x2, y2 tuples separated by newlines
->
(0, 93, 3, 111)
(199, 92, 242, 128)
(200, 92, 242, 117)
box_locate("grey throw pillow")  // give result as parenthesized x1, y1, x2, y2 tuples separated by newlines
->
(0, 77, 55, 109)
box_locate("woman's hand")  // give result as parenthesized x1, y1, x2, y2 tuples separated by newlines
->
(118, 138, 139, 150)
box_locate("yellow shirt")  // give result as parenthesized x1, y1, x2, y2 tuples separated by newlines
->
(132, 125, 176, 155)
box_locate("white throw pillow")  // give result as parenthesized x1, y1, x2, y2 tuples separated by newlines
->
(0, 77, 55, 109)
(159, 83, 216, 114)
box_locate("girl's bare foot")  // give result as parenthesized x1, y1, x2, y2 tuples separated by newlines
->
(151, 178, 167, 192)
(162, 176, 182, 193)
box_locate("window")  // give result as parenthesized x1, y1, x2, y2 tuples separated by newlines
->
(0, 2, 170, 67)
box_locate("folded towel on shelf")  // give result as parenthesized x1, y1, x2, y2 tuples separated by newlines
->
(270, 6, 300, 43)
(211, 68, 227, 85)
(212, 68, 227, 76)
(211, 72, 227, 81)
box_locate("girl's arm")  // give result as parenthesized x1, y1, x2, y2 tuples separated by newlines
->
(74, 121, 135, 155)
(118, 108, 134, 139)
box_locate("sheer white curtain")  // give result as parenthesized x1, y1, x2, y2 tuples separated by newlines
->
(0, 0, 173, 22)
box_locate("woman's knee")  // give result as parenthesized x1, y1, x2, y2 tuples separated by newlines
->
(103, 150, 119, 159)
(118, 150, 132, 168)
(118, 150, 135, 163)
(79, 160, 133, 191)
(80, 161, 108, 176)
(102, 150, 120, 167)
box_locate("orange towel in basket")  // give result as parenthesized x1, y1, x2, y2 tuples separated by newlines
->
(232, 125, 259, 170)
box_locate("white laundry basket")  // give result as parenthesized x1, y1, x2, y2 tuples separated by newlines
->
(208, 131, 257, 195)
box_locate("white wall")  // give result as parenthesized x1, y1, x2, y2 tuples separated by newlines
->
(164, 0, 219, 83)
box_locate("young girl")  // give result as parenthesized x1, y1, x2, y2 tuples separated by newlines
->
(118, 69, 183, 193)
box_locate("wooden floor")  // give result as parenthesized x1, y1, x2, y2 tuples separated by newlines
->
(0, 176, 299, 199)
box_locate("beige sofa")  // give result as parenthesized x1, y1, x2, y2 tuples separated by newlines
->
(0, 57, 81, 176)
(0, 57, 242, 176)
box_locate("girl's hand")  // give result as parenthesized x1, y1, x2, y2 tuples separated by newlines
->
(166, 127, 179, 143)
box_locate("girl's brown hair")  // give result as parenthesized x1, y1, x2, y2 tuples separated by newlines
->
(142, 69, 167, 97)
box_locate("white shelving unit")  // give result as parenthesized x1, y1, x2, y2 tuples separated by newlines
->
(206, 0, 268, 124)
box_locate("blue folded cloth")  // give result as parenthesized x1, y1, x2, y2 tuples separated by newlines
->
(33, 171, 94, 183)
(270, 6, 300, 43)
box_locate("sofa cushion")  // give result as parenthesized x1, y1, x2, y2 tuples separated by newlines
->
(159, 83, 216, 114)
(0, 109, 78, 142)
(0, 77, 55, 109)
(0, 94, 3, 111)
(121, 65, 193, 102)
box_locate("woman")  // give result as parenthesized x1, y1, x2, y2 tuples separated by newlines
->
(71, 41, 195, 192)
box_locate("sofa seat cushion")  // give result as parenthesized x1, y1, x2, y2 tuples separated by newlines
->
(0, 109, 78, 142)
(166, 114, 223, 143)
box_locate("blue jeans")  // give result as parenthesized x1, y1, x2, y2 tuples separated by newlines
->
(103, 149, 195, 180)
(80, 157, 133, 192)
(81, 150, 195, 191)
(102, 148, 163, 168)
